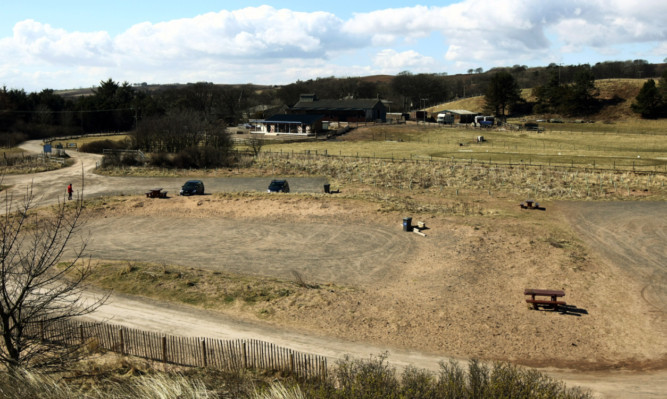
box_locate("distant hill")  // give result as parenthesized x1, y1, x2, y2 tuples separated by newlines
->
(55, 77, 650, 122)
(429, 78, 649, 121)
(54, 82, 275, 99)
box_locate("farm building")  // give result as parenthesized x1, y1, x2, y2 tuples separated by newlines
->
(387, 112, 410, 123)
(258, 113, 324, 136)
(289, 94, 387, 122)
(434, 109, 478, 124)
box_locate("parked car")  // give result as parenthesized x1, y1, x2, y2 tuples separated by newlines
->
(267, 179, 290, 193)
(179, 180, 204, 196)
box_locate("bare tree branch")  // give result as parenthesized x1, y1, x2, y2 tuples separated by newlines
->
(0, 177, 107, 369)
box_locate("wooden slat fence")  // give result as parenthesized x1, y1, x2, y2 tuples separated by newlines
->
(25, 319, 327, 380)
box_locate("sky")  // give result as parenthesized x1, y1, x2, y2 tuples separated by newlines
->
(1, 0, 666, 92)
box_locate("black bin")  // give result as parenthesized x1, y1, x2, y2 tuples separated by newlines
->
(403, 217, 412, 232)
(324, 184, 330, 193)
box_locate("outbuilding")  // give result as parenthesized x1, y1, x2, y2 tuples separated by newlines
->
(289, 94, 387, 122)
(434, 109, 478, 124)
(259, 114, 325, 136)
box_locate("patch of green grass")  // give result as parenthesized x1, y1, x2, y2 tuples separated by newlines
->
(81, 260, 313, 311)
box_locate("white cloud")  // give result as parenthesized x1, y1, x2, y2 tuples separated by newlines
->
(373, 49, 437, 72)
(114, 6, 352, 61)
(1, 1, 666, 91)
(12, 19, 112, 66)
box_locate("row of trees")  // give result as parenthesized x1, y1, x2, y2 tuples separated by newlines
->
(0, 80, 269, 143)
(1, 60, 666, 145)
(483, 64, 667, 120)
(483, 65, 601, 119)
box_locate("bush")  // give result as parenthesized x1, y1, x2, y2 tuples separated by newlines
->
(173, 146, 230, 169)
(0, 132, 28, 148)
(79, 139, 128, 154)
(149, 152, 173, 168)
(100, 151, 145, 168)
(301, 357, 592, 399)
(0, 357, 593, 399)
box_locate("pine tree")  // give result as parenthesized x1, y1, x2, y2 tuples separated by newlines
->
(631, 79, 664, 118)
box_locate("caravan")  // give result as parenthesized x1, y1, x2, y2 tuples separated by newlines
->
(436, 112, 454, 124)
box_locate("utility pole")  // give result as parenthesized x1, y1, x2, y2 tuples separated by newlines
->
(420, 98, 428, 124)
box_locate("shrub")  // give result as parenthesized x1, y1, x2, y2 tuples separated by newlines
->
(100, 151, 145, 168)
(332, 353, 400, 399)
(79, 139, 129, 154)
(173, 146, 230, 169)
(149, 152, 173, 168)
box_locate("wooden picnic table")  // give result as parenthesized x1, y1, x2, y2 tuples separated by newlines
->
(524, 288, 566, 310)
(145, 188, 168, 198)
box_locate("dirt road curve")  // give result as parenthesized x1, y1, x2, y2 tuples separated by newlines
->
(4, 141, 666, 398)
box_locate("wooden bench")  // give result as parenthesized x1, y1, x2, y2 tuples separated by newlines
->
(520, 199, 538, 209)
(520, 199, 545, 211)
(145, 188, 168, 198)
(524, 288, 566, 310)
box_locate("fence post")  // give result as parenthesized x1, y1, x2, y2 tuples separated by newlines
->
(119, 328, 125, 355)
(162, 336, 168, 363)
(290, 352, 295, 374)
(243, 342, 248, 369)
(201, 339, 207, 367)
(79, 324, 85, 345)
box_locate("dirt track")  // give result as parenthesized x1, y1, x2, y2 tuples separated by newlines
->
(4, 141, 667, 398)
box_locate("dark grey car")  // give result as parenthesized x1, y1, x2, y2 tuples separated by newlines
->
(267, 179, 290, 193)
(180, 180, 205, 196)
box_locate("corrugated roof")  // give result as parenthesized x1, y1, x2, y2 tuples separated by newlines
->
(292, 98, 384, 111)
(441, 109, 477, 115)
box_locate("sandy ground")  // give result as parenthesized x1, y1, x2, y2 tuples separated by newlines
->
(3, 141, 667, 398)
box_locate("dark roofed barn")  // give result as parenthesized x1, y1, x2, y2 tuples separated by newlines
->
(289, 94, 387, 122)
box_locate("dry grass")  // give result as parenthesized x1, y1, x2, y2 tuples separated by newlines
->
(0, 354, 591, 399)
(49, 134, 130, 149)
(0, 152, 71, 174)
(252, 153, 666, 201)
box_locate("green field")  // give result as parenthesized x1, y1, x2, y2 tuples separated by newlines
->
(260, 123, 667, 172)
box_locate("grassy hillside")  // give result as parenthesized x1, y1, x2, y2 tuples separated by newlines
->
(430, 78, 650, 122)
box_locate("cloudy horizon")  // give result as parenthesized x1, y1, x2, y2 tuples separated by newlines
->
(1, 0, 665, 92)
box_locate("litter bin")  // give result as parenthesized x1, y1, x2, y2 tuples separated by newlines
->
(403, 217, 412, 232)
(324, 184, 330, 194)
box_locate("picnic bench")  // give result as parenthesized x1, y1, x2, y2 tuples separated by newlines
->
(145, 188, 168, 198)
(520, 199, 538, 209)
(520, 199, 545, 210)
(524, 288, 566, 310)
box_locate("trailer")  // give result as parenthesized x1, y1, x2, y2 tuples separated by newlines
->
(474, 115, 495, 127)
